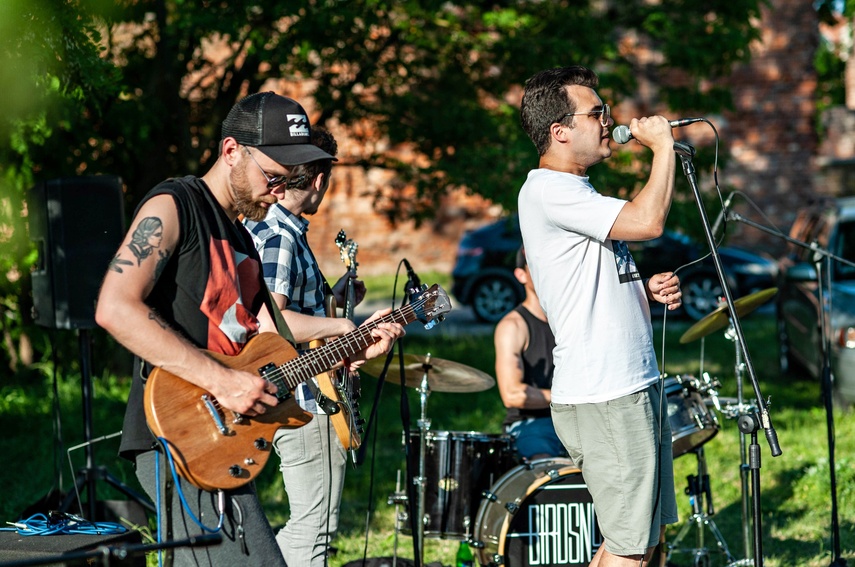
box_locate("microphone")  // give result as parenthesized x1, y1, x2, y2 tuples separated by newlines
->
(711, 192, 735, 236)
(611, 118, 705, 144)
(402, 258, 421, 291)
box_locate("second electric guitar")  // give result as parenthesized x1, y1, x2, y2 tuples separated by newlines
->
(312, 230, 364, 453)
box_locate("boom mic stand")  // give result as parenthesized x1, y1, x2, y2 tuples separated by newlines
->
(722, 207, 855, 567)
(674, 142, 783, 567)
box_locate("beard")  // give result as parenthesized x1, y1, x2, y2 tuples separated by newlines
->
(231, 161, 271, 222)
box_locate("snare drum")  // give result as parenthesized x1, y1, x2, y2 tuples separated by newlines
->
(406, 430, 516, 538)
(473, 458, 602, 566)
(664, 376, 719, 457)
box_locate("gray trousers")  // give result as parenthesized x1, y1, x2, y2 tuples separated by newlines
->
(273, 413, 347, 567)
(135, 450, 286, 567)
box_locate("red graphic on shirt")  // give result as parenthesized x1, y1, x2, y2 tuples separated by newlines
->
(201, 237, 262, 355)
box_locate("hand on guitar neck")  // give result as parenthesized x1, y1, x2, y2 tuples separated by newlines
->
(331, 270, 365, 314)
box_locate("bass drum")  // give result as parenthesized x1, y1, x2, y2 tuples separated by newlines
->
(472, 458, 602, 566)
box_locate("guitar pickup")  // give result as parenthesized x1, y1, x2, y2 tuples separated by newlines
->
(258, 363, 291, 401)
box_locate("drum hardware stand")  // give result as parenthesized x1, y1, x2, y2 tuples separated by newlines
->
(413, 353, 434, 567)
(387, 469, 406, 567)
(724, 204, 855, 567)
(677, 141, 782, 565)
(667, 447, 735, 567)
(721, 322, 757, 567)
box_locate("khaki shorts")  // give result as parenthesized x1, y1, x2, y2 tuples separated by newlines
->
(551, 381, 678, 557)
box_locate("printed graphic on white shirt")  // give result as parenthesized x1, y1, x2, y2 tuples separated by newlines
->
(613, 240, 641, 284)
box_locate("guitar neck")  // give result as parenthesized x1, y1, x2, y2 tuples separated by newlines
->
(273, 302, 416, 391)
(343, 276, 356, 321)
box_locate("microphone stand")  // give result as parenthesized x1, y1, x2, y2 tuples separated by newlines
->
(674, 141, 783, 567)
(723, 209, 855, 567)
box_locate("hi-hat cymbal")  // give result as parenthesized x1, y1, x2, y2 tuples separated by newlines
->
(679, 287, 778, 344)
(359, 354, 495, 393)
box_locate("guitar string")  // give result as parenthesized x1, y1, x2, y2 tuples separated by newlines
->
(266, 301, 422, 391)
(209, 304, 421, 417)
(265, 288, 443, 393)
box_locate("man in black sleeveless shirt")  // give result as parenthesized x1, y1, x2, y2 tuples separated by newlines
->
(494, 246, 567, 461)
(96, 92, 404, 566)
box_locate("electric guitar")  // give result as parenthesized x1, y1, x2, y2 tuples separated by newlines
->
(144, 284, 450, 491)
(312, 231, 364, 454)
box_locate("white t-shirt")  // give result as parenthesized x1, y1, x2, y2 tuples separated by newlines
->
(518, 168, 660, 404)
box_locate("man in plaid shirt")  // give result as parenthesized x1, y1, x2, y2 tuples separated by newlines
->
(244, 128, 383, 566)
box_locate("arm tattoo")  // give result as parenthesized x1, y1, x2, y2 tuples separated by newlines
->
(108, 254, 134, 273)
(154, 250, 171, 282)
(148, 310, 168, 330)
(127, 216, 165, 266)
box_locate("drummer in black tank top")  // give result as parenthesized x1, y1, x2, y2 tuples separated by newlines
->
(494, 247, 568, 461)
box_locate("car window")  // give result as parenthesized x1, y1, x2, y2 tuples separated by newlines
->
(831, 220, 855, 281)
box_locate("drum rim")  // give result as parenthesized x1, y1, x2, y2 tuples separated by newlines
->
(473, 457, 580, 564)
(497, 462, 588, 565)
(406, 429, 513, 440)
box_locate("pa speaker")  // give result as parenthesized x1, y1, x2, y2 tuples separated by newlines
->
(29, 175, 125, 329)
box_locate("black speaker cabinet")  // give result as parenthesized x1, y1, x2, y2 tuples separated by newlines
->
(29, 176, 125, 329)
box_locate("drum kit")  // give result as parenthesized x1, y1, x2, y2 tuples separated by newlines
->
(359, 287, 777, 567)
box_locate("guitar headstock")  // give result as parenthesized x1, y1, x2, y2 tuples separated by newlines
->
(335, 229, 358, 273)
(411, 284, 452, 330)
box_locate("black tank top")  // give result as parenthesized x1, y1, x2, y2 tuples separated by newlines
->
(119, 176, 272, 459)
(503, 305, 556, 426)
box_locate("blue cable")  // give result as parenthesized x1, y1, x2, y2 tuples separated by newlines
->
(1, 513, 128, 536)
(156, 437, 224, 534)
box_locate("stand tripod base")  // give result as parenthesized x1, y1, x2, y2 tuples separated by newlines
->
(60, 465, 155, 522)
(667, 513, 735, 567)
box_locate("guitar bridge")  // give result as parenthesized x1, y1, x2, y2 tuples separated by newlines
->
(201, 394, 230, 435)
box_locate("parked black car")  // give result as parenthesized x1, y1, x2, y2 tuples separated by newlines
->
(777, 197, 855, 406)
(451, 215, 778, 323)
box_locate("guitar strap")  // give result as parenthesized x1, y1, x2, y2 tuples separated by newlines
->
(264, 285, 296, 345)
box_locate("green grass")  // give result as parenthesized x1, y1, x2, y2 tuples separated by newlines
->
(2, 314, 853, 566)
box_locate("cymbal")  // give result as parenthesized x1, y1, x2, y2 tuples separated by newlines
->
(359, 354, 495, 393)
(679, 287, 777, 344)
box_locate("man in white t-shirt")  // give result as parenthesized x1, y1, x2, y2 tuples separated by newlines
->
(517, 66, 683, 567)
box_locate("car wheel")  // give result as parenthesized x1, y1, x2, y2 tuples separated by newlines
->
(470, 276, 521, 323)
(680, 269, 725, 321)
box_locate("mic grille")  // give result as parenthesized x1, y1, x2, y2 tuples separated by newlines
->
(612, 125, 632, 144)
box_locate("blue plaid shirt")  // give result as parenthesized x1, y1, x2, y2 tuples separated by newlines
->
(244, 204, 327, 413)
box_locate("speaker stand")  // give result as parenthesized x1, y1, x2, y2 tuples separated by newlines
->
(59, 329, 154, 520)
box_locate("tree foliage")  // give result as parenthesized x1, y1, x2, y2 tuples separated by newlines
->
(1, 0, 764, 368)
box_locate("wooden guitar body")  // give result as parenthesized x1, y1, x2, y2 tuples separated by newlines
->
(144, 333, 312, 491)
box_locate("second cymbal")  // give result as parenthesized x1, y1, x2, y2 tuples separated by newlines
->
(359, 354, 495, 393)
(679, 287, 777, 344)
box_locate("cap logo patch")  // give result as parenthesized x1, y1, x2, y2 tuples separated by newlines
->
(287, 114, 310, 137)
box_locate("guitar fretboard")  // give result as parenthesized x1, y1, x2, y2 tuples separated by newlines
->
(265, 300, 421, 393)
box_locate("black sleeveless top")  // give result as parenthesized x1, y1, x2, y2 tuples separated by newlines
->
(119, 176, 272, 459)
(503, 305, 556, 426)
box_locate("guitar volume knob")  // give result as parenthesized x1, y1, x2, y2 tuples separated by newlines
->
(254, 437, 269, 450)
(228, 465, 243, 478)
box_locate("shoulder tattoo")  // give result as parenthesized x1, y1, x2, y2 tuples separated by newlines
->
(127, 216, 165, 266)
